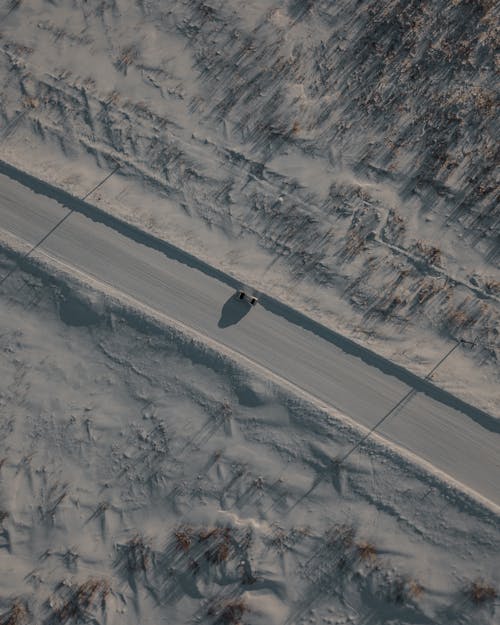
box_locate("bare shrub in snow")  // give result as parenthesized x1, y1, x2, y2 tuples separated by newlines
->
(115, 45, 140, 74)
(342, 230, 366, 261)
(53, 578, 110, 623)
(415, 279, 442, 305)
(199, 527, 233, 564)
(174, 526, 194, 553)
(446, 306, 476, 331)
(388, 576, 425, 604)
(205, 540, 230, 564)
(267, 525, 309, 554)
(115, 534, 151, 573)
(467, 579, 497, 604)
(408, 579, 425, 600)
(414, 241, 442, 267)
(356, 541, 377, 562)
(0, 600, 29, 625)
(208, 597, 248, 624)
(484, 279, 500, 295)
(325, 524, 356, 549)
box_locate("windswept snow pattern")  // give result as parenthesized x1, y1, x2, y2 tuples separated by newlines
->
(0, 0, 498, 413)
(0, 253, 498, 624)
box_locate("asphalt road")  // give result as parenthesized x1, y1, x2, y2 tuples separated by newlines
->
(0, 171, 498, 507)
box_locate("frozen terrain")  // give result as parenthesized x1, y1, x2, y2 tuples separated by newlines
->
(0, 251, 498, 624)
(0, 0, 499, 414)
(1, 171, 499, 507)
(0, 0, 499, 623)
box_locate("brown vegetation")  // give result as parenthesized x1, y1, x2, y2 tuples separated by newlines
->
(55, 578, 110, 623)
(173, 525, 239, 568)
(174, 526, 194, 553)
(218, 402, 232, 421)
(390, 577, 425, 603)
(446, 306, 476, 330)
(199, 527, 233, 564)
(208, 598, 248, 624)
(205, 540, 230, 564)
(408, 579, 425, 599)
(414, 241, 442, 267)
(415, 279, 442, 305)
(468, 579, 497, 604)
(356, 541, 377, 561)
(0, 600, 29, 625)
(484, 279, 500, 295)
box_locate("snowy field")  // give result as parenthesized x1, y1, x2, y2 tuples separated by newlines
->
(0, 0, 499, 623)
(0, 0, 498, 414)
(0, 253, 498, 624)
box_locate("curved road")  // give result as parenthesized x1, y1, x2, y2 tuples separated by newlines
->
(0, 171, 499, 507)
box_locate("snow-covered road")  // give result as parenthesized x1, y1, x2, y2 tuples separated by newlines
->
(0, 170, 498, 507)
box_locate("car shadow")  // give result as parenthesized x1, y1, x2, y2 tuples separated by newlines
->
(218, 295, 251, 328)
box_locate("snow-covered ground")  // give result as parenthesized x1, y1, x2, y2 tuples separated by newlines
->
(0, 0, 499, 415)
(0, 0, 499, 622)
(0, 253, 498, 624)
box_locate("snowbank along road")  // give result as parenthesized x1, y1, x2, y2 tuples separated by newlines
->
(0, 167, 499, 508)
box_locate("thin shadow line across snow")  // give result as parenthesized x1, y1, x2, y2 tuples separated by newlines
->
(0, 164, 120, 290)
